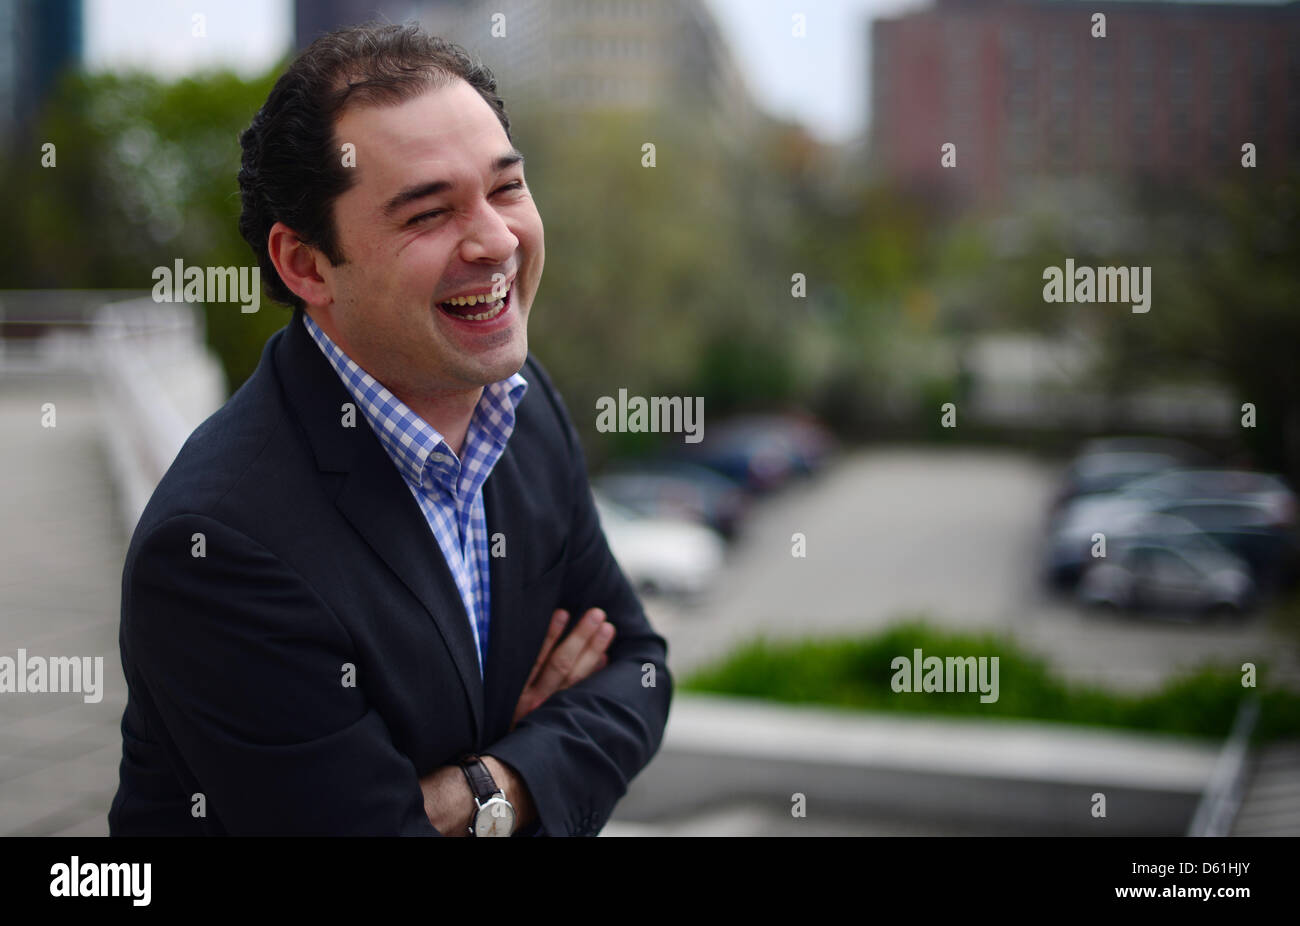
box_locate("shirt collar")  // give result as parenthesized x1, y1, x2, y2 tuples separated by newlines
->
(301, 311, 527, 495)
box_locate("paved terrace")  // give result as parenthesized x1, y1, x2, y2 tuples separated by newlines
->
(0, 370, 127, 835)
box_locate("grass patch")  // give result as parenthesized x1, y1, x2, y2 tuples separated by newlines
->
(680, 620, 1300, 743)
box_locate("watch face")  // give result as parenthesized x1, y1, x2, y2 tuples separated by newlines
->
(474, 797, 516, 837)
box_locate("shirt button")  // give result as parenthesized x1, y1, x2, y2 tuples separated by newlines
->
(429, 452, 452, 466)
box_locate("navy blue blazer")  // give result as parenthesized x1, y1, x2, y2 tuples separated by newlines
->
(108, 308, 672, 835)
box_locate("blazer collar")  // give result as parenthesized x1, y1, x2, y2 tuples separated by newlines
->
(274, 309, 489, 739)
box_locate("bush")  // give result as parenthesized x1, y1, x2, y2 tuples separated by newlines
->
(682, 619, 1300, 743)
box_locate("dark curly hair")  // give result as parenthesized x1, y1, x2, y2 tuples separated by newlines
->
(238, 22, 513, 308)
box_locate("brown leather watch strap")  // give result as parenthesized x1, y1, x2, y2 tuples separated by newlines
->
(459, 754, 500, 803)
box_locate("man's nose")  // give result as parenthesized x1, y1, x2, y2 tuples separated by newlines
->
(460, 198, 518, 263)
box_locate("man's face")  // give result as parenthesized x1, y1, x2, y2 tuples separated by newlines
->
(315, 78, 543, 398)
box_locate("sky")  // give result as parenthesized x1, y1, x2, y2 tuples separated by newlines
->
(83, 0, 293, 79)
(701, 0, 926, 143)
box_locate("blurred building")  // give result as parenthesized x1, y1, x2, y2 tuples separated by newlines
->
(0, 0, 82, 148)
(870, 0, 1300, 204)
(294, 0, 762, 149)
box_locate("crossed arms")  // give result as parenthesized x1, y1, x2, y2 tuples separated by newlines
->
(419, 603, 619, 835)
(121, 424, 672, 835)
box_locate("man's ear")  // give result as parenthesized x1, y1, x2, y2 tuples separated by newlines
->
(267, 221, 334, 307)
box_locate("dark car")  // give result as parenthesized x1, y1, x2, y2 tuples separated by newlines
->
(593, 460, 749, 539)
(680, 413, 836, 493)
(1120, 469, 1295, 526)
(1151, 498, 1300, 593)
(1050, 437, 1210, 513)
(1044, 468, 1296, 590)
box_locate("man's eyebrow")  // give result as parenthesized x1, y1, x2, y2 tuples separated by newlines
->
(382, 149, 526, 217)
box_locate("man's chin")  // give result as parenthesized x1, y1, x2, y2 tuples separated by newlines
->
(462, 341, 528, 387)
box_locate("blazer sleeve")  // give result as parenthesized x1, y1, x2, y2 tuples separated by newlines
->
(483, 363, 674, 837)
(123, 512, 439, 835)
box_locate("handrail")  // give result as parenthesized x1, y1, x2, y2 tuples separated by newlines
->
(91, 298, 227, 536)
(1186, 696, 1260, 837)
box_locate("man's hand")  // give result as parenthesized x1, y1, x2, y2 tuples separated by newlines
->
(512, 608, 614, 731)
(419, 608, 614, 835)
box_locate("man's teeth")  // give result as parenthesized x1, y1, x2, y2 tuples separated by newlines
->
(443, 285, 510, 306)
(439, 284, 511, 320)
(440, 286, 509, 321)
(458, 298, 507, 321)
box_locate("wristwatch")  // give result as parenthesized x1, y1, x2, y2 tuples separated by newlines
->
(459, 754, 516, 837)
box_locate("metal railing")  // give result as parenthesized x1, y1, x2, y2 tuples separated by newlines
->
(91, 297, 227, 537)
(0, 290, 227, 536)
(1187, 697, 1260, 837)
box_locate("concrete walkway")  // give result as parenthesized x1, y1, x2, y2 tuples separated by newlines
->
(0, 371, 127, 836)
(1231, 740, 1300, 836)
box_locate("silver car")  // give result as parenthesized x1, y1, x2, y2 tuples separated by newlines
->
(1077, 530, 1255, 617)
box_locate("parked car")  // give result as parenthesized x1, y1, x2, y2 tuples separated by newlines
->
(1120, 470, 1296, 527)
(593, 460, 749, 539)
(1150, 498, 1300, 592)
(1077, 530, 1255, 617)
(592, 491, 725, 598)
(1050, 437, 1209, 513)
(679, 413, 836, 494)
(1043, 467, 1295, 590)
(1045, 502, 1156, 589)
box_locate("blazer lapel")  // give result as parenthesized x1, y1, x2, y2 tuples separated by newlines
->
(481, 448, 529, 740)
(274, 310, 486, 739)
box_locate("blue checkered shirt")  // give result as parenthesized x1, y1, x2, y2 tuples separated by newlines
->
(302, 312, 528, 676)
